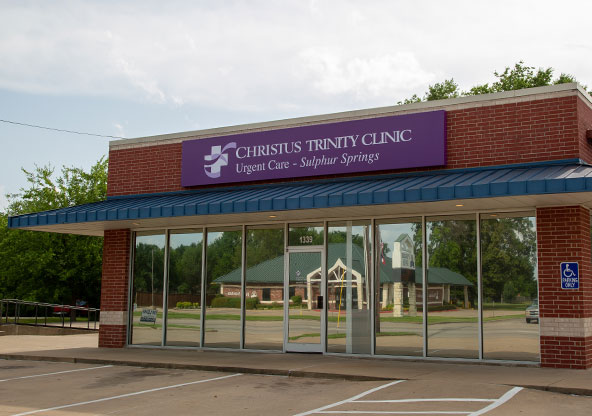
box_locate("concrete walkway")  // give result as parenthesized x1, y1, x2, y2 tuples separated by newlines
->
(1, 331, 591, 396)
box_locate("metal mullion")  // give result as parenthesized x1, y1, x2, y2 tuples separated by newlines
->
(422, 215, 428, 358)
(200, 228, 207, 348)
(477, 212, 483, 360)
(370, 218, 376, 356)
(127, 231, 136, 345)
(322, 220, 328, 353)
(283, 222, 289, 352)
(162, 230, 170, 347)
(240, 224, 247, 349)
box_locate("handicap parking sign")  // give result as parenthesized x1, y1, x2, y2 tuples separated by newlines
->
(560, 262, 579, 289)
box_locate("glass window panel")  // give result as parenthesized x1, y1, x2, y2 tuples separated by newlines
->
(327, 221, 372, 354)
(204, 227, 242, 348)
(427, 215, 478, 359)
(131, 231, 165, 346)
(288, 223, 324, 246)
(166, 229, 203, 347)
(244, 226, 284, 350)
(481, 213, 539, 361)
(375, 218, 423, 356)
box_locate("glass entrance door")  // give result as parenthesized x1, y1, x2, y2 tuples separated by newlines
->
(284, 248, 325, 352)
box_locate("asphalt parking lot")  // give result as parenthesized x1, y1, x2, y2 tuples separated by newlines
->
(2, 359, 592, 416)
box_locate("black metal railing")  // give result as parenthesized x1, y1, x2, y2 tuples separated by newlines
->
(0, 299, 100, 331)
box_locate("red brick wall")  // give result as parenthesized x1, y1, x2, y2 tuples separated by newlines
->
(98, 325, 128, 348)
(536, 206, 591, 319)
(223, 285, 285, 302)
(540, 336, 592, 369)
(537, 206, 592, 368)
(107, 143, 182, 197)
(99, 229, 131, 348)
(578, 98, 592, 163)
(107, 96, 586, 197)
(446, 96, 580, 169)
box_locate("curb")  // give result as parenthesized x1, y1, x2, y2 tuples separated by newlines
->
(0, 354, 392, 382)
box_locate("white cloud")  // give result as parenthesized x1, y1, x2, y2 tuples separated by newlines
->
(298, 49, 435, 101)
(113, 123, 126, 139)
(0, 0, 590, 114)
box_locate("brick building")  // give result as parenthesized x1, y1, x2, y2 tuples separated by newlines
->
(8, 83, 592, 367)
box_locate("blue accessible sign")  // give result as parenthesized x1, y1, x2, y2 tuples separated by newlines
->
(560, 262, 579, 289)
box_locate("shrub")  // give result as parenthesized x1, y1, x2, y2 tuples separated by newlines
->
(246, 297, 259, 310)
(211, 296, 241, 308)
(192, 302, 200, 308)
(176, 301, 193, 309)
(290, 295, 302, 306)
(209, 296, 259, 309)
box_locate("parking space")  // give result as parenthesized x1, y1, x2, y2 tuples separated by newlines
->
(0, 360, 111, 383)
(1, 359, 591, 415)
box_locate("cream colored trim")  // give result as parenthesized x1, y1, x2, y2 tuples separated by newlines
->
(110, 83, 590, 150)
(540, 317, 592, 338)
(99, 311, 127, 326)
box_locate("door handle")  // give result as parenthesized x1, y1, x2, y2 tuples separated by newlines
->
(317, 295, 323, 309)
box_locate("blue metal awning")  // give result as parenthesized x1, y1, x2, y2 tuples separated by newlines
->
(8, 162, 592, 231)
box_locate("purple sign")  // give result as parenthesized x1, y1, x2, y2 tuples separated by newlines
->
(182, 110, 446, 187)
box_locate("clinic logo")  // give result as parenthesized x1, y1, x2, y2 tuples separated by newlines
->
(204, 142, 237, 178)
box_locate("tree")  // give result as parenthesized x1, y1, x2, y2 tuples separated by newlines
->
(400, 61, 587, 104)
(0, 158, 107, 307)
(410, 216, 537, 306)
(480, 217, 537, 301)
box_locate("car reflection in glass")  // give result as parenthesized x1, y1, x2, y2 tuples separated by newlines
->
(525, 299, 539, 323)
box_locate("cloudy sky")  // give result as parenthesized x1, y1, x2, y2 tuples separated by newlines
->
(1, 0, 591, 211)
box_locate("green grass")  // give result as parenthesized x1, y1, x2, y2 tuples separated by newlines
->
(136, 311, 525, 324)
(379, 314, 524, 324)
(376, 331, 418, 337)
(482, 303, 529, 311)
(135, 304, 524, 324)
(289, 331, 417, 341)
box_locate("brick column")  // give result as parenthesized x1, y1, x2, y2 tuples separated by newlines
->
(99, 229, 131, 348)
(537, 206, 592, 368)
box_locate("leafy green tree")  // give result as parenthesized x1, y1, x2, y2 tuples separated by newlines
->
(206, 230, 242, 295)
(169, 241, 202, 295)
(410, 216, 536, 306)
(246, 228, 284, 268)
(398, 79, 460, 104)
(481, 217, 537, 301)
(426, 79, 461, 101)
(0, 158, 107, 307)
(401, 61, 587, 104)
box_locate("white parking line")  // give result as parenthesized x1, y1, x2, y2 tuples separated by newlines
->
(0, 365, 113, 382)
(294, 381, 523, 416)
(10, 372, 242, 416)
(468, 387, 523, 416)
(355, 398, 495, 403)
(292, 380, 406, 416)
(318, 412, 471, 414)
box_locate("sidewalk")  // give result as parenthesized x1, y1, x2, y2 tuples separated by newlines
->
(1, 331, 591, 396)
